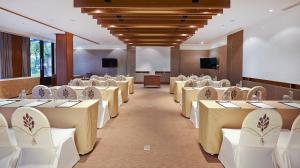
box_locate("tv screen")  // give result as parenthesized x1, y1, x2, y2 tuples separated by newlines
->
(200, 58, 217, 69)
(102, 58, 118, 68)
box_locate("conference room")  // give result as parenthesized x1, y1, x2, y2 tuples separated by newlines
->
(0, 0, 300, 168)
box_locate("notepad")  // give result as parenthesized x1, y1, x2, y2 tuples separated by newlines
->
(218, 102, 240, 108)
(57, 100, 81, 108)
(282, 102, 300, 109)
(23, 100, 50, 107)
(250, 102, 275, 109)
(0, 100, 17, 106)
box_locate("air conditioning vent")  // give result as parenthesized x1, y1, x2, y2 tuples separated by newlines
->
(282, 1, 300, 11)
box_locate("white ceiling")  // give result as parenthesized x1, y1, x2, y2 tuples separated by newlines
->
(0, 0, 299, 49)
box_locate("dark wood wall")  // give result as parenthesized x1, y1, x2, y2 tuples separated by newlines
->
(227, 30, 243, 85)
(11, 35, 23, 77)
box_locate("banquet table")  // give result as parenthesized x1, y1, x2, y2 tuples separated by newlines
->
(126, 77, 134, 94)
(0, 77, 40, 98)
(182, 87, 250, 118)
(51, 86, 119, 117)
(0, 99, 99, 155)
(116, 81, 129, 102)
(198, 100, 300, 155)
(169, 77, 177, 94)
(174, 81, 186, 102)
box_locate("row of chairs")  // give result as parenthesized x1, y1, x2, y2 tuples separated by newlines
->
(0, 107, 79, 168)
(70, 78, 118, 87)
(32, 85, 109, 128)
(190, 86, 267, 128)
(219, 109, 300, 168)
(177, 74, 213, 81)
(184, 79, 231, 88)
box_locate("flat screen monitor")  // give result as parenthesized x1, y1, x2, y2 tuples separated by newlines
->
(200, 58, 217, 69)
(102, 58, 118, 68)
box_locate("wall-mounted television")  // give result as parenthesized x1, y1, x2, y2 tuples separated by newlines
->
(102, 58, 118, 68)
(200, 58, 217, 69)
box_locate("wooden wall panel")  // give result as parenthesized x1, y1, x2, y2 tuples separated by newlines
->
(179, 50, 209, 76)
(227, 30, 243, 85)
(11, 35, 23, 77)
(209, 45, 227, 79)
(56, 33, 73, 85)
(170, 46, 180, 77)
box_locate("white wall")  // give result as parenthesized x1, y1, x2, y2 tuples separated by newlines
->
(243, 7, 300, 84)
(136, 46, 170, 73)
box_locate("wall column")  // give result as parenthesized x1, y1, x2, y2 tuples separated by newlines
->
(56, 32, 73, 85)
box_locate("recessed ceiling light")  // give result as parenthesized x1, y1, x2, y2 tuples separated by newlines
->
(124, 39, 129, 41)
(181, 34, 188, 36)
(217, 13, 222, 16)
(200, 41, 204, 45)
(128, 43, 133, 45)
(189, 25, 196, 28)
(268, 9, 274, 13)
(95, 10, 101, 13)
(118, 34, 123, 36)
(176, 39, 181, 41)
(109, 25, 116, 28)
(203, 12, 210, 14)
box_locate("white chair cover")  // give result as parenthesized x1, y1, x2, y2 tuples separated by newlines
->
(116, 75, 127, 81)
(219, 109, 282, 168)
(184, 79, 198, 87)
(106, 79, 118, 87)
(82, 87, 110, 128)
(70, 78, 84, 86)
(247, 86, 267, 100)
(32, 85, 52, 99)
(190, 87, 218, 128)
(11, 107, 79, 168)
(0, 113, 19, 168)
(90, 75, 99, 80)
(189, 75, 199, 81)
(89, 79, 101, 86)
(220, 79, 231, 87)
(201, 75, 212, 80)
(275, 115, 300, 168)
(223, 87, 243, 100)
(57, 86, 77, 99)
(104, 74, 112, 80)
(176, 75, 187, 81)
(197, 79, 213, 87)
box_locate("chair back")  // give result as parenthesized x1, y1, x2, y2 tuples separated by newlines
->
(11, 107, 53, 148)
(176, 75, 187, 81)
(184, 79, 197, 87)
(104, 74, 112, 80)
(197, 86, 218, 100)
(220, 79, 231, 87)
(247, 86, 267, 100)
(0, 113, 13, 147)
(198, 79, 213, 87)
(116, 75, 127, 81)
(223, 87, 243, 100)
(70, 78, 84, 86)
(32, 85, 52, 99)
(284, 115, 300, 167)
(82, 87, 102, 100)
(201, 75, 212, 80)
(106, 79, 118, 86)
(90, 75, 99, 80)
(57, 86, 77, 99)
(236, 109, 282, 168)
(189, 75, 199, 81)
(89, 79, 101, 86)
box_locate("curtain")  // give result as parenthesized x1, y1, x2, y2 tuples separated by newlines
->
(0, 32, 13, 79)
(22, 37, 30, 76)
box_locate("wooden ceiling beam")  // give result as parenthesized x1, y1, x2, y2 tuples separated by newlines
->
(81, 8, 223, 14)
(118, 36, 189, 39)
(93, 15, 213, 20)
(74, 0, 230, 8)
(108, 27, 198, 32)
(98, 19, 207, 26)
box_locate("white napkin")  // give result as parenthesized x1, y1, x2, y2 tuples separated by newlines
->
(218, 102, 240, 108)
(57, 100, 81, 108)
(23, 100, 49, 107)
(0, 100, 17, 106)
(283, 102, 300, 109)
(250, 102, 275, 109)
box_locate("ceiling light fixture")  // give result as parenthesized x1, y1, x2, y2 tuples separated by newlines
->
(217, 13, 222, 16)
(189, 25, 196, 28)
(109, 25, 116, 28)
(181, 34, 188, 36)
(95, 10, 101, 13)
(118, 34, 123, 36)
(200, 41, 204, 45)
(202, 12, 210, 14)
(268, 9, 274, 13)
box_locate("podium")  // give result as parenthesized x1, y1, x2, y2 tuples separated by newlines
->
(144, 75, 160, 88)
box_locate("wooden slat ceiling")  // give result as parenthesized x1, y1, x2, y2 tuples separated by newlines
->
(74, 0, 230, 46)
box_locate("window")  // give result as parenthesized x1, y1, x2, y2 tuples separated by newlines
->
(43, 41, 52, 77)
(30, 39, 41, 77)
